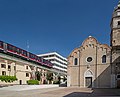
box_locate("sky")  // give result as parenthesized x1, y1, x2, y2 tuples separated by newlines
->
(0, 0, 119, 57)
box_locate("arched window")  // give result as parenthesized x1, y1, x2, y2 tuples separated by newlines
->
(118, 21, 120, 26)
(74, 58, 78, 65)
(102, 55, 106, 63)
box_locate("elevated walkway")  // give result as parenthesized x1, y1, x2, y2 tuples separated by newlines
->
(0, 52, 67, 75)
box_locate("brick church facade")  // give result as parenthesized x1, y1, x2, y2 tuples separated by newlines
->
(67, 1, 120, 88)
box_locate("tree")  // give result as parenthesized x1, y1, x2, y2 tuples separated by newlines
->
(35, 71, 42, 81)
(63, 76, 67, 82)
(46, 72, 53, 84)
(58, 75, 61, 84)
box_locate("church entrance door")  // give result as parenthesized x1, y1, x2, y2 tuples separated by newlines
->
(84, 70, 93, 88)
(117, 74, 120, 88)
(85, 77, 92, 88)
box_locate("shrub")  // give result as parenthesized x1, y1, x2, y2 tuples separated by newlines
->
(27, 80, 39, 85)
(0, 76, 17, 83)
(53, 80, 60, 84)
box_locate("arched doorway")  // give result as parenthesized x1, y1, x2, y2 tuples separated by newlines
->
(84, 70, 93, 88)
(115, 63, 120, 88)
(19, 80, 22, 85)
(117, 74, 120, 88)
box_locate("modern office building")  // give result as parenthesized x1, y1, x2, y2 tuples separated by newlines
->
(38, 52, 67, 74)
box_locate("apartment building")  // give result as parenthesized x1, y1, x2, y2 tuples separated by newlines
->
(38, 52, 67, 74)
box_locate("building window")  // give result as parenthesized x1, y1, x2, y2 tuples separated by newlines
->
(2, 71, 6, 75)
(102, 55, 106, 63)
(26, 66, 28, 69)
(118, 21, 120, 26)
(74, 58, 78, 65)
(14, 66, 16, 70)
(117, 75, 120, 78)
(1, 64, 6, 68)
(113, 40, 116, 43)
(89, 44, 92, 47)
(26, 73, 29, 77)
(8, 65, 11, 71)
(49, 55, 54, 57)
(87, 57, 92, 62)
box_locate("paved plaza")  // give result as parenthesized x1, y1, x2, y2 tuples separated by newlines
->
(0, 85, 59, 91)
(0, 85, 120, 97)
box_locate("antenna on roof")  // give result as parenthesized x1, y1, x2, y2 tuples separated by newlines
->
(27, 40, 29, 51)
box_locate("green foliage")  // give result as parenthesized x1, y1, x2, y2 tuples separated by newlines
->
(53, 80, 60, 84)
(27, 80, 39, 85)
(0, 76, 17, 83)
(58, 76, 61, 81)
(63, 76, 67, 82)
(46, 72, 53, 81)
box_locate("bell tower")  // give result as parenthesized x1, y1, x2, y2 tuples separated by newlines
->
(111, 1, 120, 46)
(111, 1, 120, 88)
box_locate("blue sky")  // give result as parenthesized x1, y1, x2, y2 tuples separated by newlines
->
(0, 0, 119, 57)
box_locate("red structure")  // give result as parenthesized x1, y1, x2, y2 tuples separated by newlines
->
(0, 40, 53, 68)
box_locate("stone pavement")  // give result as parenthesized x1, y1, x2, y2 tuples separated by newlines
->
(0, 86, 120, 97)
(0, 85, 59, 91)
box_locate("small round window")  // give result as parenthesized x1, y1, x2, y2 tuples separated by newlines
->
(87, 57, 92, 62)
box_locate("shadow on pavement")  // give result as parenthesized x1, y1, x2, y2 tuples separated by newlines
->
(63, 92, 91, 97)
(63, 88, 120, 97)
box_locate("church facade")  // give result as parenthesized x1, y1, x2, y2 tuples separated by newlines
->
(67, 1, 120, 88)
(67, 36, 111, 88)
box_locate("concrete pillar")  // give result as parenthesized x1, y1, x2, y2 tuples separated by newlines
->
(67, 75, 70, 87)
(111, 74, 116, 88)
